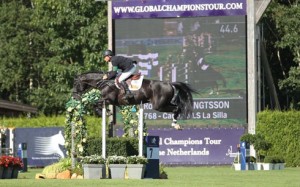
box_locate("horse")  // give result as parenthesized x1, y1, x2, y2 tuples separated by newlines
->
(190, 56, 226, 95)
(72, 71, 198, 129)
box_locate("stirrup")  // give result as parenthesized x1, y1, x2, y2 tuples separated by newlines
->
(120, 81, 133, 99)
(170, 100, 177, 105)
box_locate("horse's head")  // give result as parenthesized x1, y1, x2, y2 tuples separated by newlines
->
(72, 77, 85, 100)
(72, 72, 105, 99)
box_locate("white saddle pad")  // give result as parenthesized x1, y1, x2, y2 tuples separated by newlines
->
(129, 76, 144, 91)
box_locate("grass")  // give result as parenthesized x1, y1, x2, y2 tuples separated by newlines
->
(1, 166, 300, 187)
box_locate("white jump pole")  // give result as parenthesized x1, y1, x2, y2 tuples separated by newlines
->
(171, 63, 176, 82)
(102, 102, 106, 159)
(71, 122, 75, 169)
(138, 102, 144, 156)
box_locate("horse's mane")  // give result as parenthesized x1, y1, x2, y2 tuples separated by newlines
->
(75, 71, 105, 81)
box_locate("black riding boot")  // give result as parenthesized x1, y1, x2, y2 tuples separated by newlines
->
(120, 81, 134, 99)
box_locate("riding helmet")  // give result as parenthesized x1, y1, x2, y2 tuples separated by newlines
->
(103, 50, 114, 57)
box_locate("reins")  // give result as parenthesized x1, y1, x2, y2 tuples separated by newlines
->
(97, 80, 115, 90)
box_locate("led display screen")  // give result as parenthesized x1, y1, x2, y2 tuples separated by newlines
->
(114, 16, 246, 126)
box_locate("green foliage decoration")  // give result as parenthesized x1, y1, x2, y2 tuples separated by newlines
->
(65, 89, 101, 157)
(42, 158, 71, 176)
(65, 89, 147, 158)
(120, 105, 148, 138)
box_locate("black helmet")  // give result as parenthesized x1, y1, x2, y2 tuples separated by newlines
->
(103, 50, 113, 57)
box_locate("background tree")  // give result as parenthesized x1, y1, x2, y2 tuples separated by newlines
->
(0, 0, 108, 115)
(1, 0, 299, 115)
(262, 0, 300, 109)
(0, 1, 34, 102)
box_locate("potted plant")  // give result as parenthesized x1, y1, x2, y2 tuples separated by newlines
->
(126, 155, 147, 179)
(246, 156, 257, 170)
(240, 133, 272, 170)
(0, 155, 13, 179)
(274, 156, 285, 170)
(11, 157, 23, 178)
(262, 155, 276, 170)
(0, 155, 23, 179)
(80, 154, 106, 179)
(252, 134, 271, 160)
(263, 155, 285, 170)
(107, 155, 127, 179)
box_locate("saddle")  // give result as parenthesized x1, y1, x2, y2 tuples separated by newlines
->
(116, 73, 144, 91)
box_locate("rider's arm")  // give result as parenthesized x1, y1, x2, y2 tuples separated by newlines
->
(106, 71, 118, 80)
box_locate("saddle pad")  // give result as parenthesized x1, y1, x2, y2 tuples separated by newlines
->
(129, 75, 144, 91)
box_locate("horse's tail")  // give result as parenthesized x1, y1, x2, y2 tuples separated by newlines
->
(172, 82, 198, 119)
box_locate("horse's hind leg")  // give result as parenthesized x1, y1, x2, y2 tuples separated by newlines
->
(154, 103, 182, 130)
(151, 94, 182, 130)
(171, 108, 182, 130)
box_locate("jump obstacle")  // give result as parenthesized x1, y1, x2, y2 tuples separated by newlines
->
(159, 63, 189, 83)
(101, 101, 144, 159)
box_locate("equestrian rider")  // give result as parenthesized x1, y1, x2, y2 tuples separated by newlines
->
(102, 49, 137, 99)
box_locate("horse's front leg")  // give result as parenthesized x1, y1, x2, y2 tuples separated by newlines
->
(94, 99, 112, 116)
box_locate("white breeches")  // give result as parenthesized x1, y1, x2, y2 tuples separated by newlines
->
(118, 64, 137, 82)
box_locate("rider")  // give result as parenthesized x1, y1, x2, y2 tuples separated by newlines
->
(102, 49, 137, 99)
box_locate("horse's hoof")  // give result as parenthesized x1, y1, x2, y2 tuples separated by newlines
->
(172, 124, 182, 130)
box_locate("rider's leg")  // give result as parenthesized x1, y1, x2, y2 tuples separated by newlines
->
(118, 65, 136, 99)
(120, 81, 133, 99)
(118, 64, 137, 82)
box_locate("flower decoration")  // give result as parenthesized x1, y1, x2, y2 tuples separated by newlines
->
(79, 154, 106, 164)
(0, 156, 23, 168)
(126, 155, 148, 164)
(65, 89, 101, 158)
(107, 155, 127, 164)
(0, 126, 7, 136)
(12, 157, 24, 169)
(120, 105, 148, 138)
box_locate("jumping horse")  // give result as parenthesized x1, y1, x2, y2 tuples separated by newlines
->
(72, 71, 197, 129)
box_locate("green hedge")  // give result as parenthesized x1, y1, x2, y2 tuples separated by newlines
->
(4, 111, 300, 166)
(257, 110, 300, 167)
(0, 115, 103, 137)
(85, 136, 139, 157)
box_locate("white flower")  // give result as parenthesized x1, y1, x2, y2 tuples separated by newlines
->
(67, 107, 73, 112)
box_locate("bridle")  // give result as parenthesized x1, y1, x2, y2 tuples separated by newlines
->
(72, 77, 100, 99)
